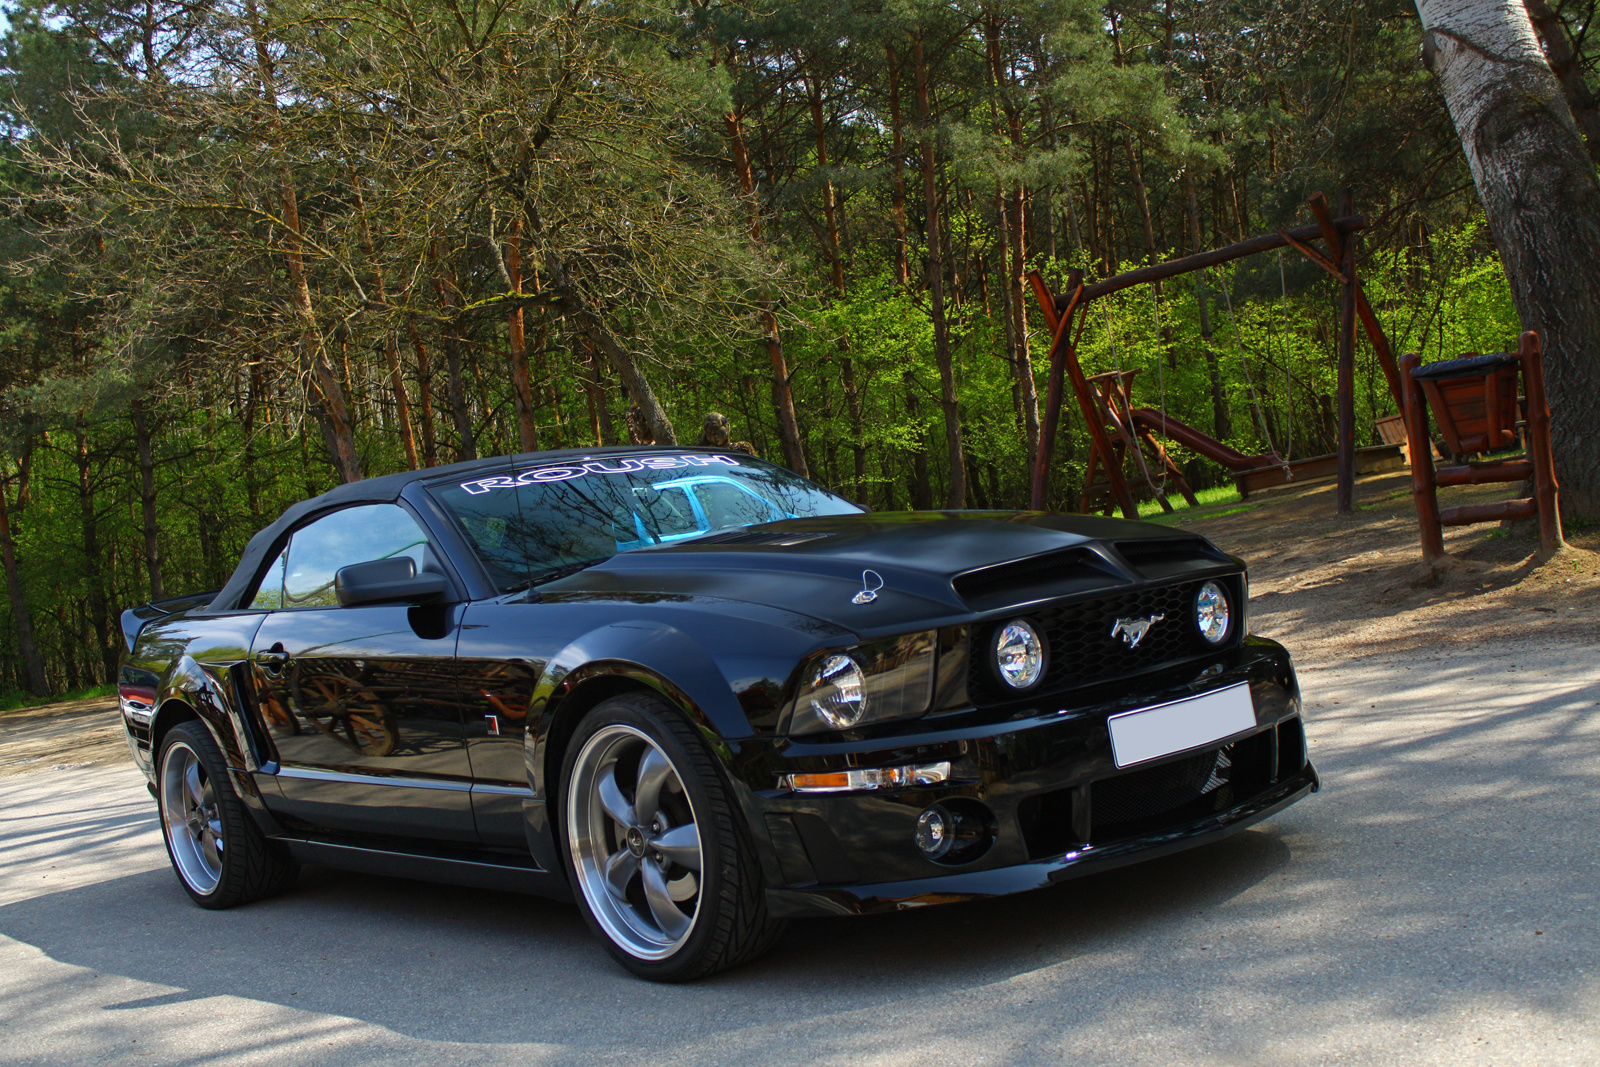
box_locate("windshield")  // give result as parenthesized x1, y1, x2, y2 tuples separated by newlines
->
(429, 452, 863, 592)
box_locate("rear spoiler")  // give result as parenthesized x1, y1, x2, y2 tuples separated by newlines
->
(119, 590, 221, 654)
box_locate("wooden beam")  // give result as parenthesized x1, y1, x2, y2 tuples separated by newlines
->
(1440, 498, 1538, 526)
(1277, 230, 1347, 282)
(1308, 192, 1405, 411)
(1059, 215, 1366, 307)
(1433, 459, 1533, 487)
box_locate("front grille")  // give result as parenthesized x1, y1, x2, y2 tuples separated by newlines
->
(969, 578, 1229, 702)
(1090, 729, 1273, 843)
(1092, 748, 1233, 837)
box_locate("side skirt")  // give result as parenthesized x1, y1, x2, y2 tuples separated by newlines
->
(281, 839, 574, 901)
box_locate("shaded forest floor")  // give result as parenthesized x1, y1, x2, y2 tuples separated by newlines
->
(3, 468, 1596, 778)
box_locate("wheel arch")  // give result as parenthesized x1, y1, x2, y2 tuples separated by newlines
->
(535, 661, 719, 810)
(149, 695, 203, 762)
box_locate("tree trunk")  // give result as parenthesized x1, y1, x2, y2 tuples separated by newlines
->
(348, 165, 419, 469)
(405, 319, 439, 467)
(76, 420, 115, 683)
(1185, 170, 1233, 442)
(130, 396, 164, 599)
(842, 357, 867, 504)
(1419, 0, 1600, 518)
(912, 29, 966, 509)
(888, 45, 911, 289)
(904, 371, 934, 510)
(1524, 0, 1600, 162)
(724, 106, 808, 475)
(503, 218, 540, 452)
(985, 12, 1039, 468)
(0, 465, 47, 696)
(543, 251, 676, 445)
(247, 2, 361, 483)
(429, 245, 478, 462)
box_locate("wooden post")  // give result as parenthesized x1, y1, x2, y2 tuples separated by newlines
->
(1334, 190, 1358, 513)
(1304, 194, 1403, 412)
(1028, 269, 1078, 510)
(1519, 331, 1566, 555)
(1401, 352, 1446, 560)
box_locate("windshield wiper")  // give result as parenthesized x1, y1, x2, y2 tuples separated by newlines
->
(502, 558, 610, 599)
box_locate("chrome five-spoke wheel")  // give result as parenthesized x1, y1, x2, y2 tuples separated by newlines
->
(160, 738, 224, 896)
(155, 720, 299, 909)
(567, 723, 704, 960)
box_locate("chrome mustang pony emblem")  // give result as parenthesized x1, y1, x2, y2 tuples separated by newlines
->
(1110, 613, 1165, 649)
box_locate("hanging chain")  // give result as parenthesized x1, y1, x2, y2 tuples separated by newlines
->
(1214, 268, 1290, 476)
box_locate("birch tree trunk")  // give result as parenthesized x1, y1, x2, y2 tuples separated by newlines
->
(1417, 0, 1600, 519)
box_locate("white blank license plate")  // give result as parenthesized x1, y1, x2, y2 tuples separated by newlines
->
(1107, 684, 1257, 769)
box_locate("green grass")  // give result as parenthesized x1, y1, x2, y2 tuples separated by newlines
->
(0, 682, 116, 715)
(1136, 484, 1246, 519)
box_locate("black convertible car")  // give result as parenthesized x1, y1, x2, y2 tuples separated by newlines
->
(119, 447, 1316, 980)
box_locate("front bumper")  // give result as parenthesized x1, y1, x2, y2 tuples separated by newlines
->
(741, 636, 1316, 918)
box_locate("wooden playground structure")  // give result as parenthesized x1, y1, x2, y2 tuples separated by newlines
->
(1027, 191, 1410, 518)
(1026, 189, 1564, 559)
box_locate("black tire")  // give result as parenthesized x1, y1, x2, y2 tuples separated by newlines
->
(559, 692, 785, 981)
(156, 720, 300, 909)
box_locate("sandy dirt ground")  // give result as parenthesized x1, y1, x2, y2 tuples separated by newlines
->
(2, 467, 1595, 773)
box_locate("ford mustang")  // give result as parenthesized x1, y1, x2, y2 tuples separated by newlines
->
(118, 447, 1316, 980)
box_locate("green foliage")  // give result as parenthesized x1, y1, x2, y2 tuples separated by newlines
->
(0, 0, 1539, 698)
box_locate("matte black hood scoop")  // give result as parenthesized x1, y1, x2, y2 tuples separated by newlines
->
(537, 511, 1215, 634)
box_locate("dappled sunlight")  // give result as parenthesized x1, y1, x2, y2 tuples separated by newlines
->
(3, 639, 1599, 1064)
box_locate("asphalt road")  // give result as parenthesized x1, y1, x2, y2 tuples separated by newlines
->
(3, 641, 1599, 1067)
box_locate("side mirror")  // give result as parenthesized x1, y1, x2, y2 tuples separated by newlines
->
(334, 556, 448, 608)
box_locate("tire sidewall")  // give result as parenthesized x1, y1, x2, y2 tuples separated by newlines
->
(558, 694, 735, 981)
(156, 721, 235, 907)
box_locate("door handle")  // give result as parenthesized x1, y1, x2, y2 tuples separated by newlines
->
(255, 649, 289, 669)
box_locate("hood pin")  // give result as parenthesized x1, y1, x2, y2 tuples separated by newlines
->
(852, 569, 884, 605)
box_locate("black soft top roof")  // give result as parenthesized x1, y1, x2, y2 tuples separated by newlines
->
(206, 445, 734, 612)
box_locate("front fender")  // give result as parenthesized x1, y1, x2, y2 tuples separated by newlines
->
(527, 621, 750, 799)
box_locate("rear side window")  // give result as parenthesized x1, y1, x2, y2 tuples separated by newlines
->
(249, 548, 288, 610)
(279, 504, 430, 609)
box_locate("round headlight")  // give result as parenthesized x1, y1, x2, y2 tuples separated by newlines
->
(994, 620, 1045, 689)
(806, 654, 867, 729)
(1196, 581, 1231, 644)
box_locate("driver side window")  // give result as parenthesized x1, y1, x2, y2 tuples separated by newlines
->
(258, 504, 431, 610)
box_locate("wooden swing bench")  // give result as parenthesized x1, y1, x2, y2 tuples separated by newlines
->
(1398, 331, 1564, 560)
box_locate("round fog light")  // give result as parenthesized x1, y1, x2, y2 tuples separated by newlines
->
(915, 806, 953, 859)
(1196, 580, 1231, 644)
(994, 619, 1044, 689)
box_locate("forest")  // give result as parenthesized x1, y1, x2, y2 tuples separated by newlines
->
(0, 0, 1591, 699)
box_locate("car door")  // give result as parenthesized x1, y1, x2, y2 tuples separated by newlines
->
(249, 502, 476, 842)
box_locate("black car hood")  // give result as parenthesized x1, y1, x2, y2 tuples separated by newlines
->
(536, 511, 1221, 635)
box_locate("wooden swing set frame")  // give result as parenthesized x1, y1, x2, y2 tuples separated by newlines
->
(1026, 191, 1406, 518)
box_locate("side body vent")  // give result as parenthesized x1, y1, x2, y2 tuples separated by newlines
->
(1113, 538, 1230, 583)
(953, 547, 1122, 613)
